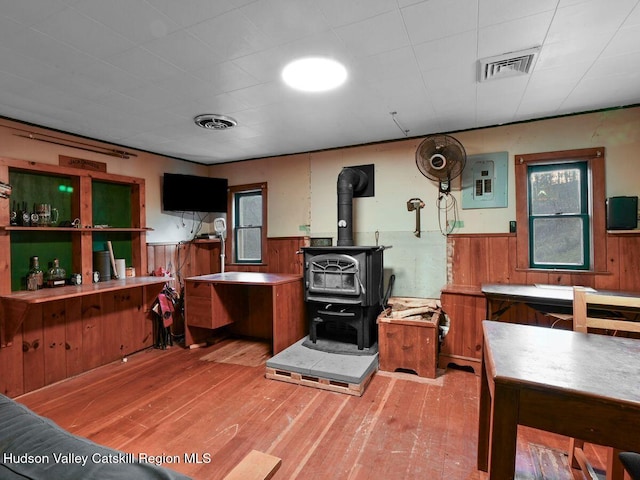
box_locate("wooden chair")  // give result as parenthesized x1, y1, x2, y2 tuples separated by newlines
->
(569, 286, 640, 480)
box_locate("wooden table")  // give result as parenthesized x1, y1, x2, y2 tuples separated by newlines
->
(481, 283, 576, 321)
(184, 272, 305, 354)
(478, 320, 640, 480)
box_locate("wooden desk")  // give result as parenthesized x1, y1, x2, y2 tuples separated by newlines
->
(184, 272, 305, 354)
(478, 320, 640, 480)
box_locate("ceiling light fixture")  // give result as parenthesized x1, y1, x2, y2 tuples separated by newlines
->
(282, 57, 347, 92)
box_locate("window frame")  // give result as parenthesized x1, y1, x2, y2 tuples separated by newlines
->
(527, 161, 590, 270)
(515, 147, 606, 273)
(227, 182, 267, 266)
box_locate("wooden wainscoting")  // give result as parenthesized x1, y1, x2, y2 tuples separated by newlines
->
(440, 231, 640, 373)
(147, 236, 307, 283)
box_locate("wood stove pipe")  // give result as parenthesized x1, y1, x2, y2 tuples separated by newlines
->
(337, 167, 368, 246)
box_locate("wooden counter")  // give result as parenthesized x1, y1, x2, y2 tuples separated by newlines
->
(0, 276, 168, 347)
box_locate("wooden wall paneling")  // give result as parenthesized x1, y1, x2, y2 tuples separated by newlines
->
(22, 304, 44, 393)
(82, 294, 103, 371)
(100, 292, 123, 363)
(43, 300, 67, 386)
(486, 235, 511, 284)
(146, 244, 156, 276)
(448, 236, 471, 285)
(266, 237, 305, 274)
(618, 235, 640, 291)
(596, 236, 621, 290)
(508, 236, 527, 284)
(525, 270, 550, 285)
(65, 298, 83, 378)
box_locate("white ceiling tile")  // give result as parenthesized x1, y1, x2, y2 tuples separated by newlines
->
(402, 0, 478, 45)
(414, 30, 477, 74)
(334, 10, 410, 58)
(239, 0, 329, 44)
(105, 47, 184, 82)
(71, 0, 180, 44)
(477, 11, 554, 58)
(187, 9, 274, 60)
(478, 0, 558, 27)
(0, 0, 69, 26)
(316, 0, 398, 27)
(142, 30, 225, 72)
(144, 0, 237, 28)
(601, 24, 640, 56)
(547, 0, 638, 42)
(31, 7, 135, 59)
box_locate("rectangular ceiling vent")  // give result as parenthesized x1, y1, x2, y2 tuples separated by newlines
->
(478, 47, 540, 82)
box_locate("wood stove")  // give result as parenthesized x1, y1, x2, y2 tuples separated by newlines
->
(302, 245, 385, 350)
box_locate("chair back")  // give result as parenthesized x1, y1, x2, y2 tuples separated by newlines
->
(572, 286, 640, 334)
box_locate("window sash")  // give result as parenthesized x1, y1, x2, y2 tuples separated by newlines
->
(527, 162, 590, 270)
(233, 189, 263, 264)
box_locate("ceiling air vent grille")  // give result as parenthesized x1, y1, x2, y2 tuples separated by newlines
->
(478, 47, 540, 82)
(194, 114, 238, 130)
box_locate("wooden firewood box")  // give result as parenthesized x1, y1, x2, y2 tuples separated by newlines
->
(377, 297, 441, 379)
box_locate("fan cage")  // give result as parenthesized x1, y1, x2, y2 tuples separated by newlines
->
(416, 135, 466, 183)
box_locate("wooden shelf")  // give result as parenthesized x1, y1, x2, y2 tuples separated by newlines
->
(2, 226, 152, 232)
(0, 276, 168, 304)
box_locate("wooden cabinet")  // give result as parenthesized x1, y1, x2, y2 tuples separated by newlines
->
(439, 286, 486, 375)
(0, 157, 149, 293)
(0, 156, 164, 397)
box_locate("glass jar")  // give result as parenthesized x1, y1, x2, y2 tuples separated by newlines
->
(26, 256, 44, 291)
(46, 258, 67, 288)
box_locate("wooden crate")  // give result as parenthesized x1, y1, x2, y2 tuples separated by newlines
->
(377, 297, 440, 379)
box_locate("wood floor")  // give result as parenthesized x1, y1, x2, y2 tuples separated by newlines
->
(15, 339, 608, 480)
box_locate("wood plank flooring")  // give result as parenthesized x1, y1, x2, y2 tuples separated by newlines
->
(15, 339, 608, 479)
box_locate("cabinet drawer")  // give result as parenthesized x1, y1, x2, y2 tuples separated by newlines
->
(186, 296, 213, 328)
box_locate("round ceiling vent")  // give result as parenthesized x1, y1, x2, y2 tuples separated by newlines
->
(194, 114, 238, 130)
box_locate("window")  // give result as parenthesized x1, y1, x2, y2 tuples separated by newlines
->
(228, 183, 267, 264)
(515, 148, 606, 272)
(528, 162, 590, 269)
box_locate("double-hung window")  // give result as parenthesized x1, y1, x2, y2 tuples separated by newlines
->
(515, 148, 606, 273)
(229, 183, 267, 264)
(528, 162, 590, 269)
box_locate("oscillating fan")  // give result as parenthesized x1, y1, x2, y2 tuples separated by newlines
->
(415, 134, 466, 194)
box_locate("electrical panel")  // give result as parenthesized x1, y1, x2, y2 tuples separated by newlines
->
(462, 152, 508, 209)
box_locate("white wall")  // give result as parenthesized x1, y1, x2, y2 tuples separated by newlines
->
(211, 107, 640, 298)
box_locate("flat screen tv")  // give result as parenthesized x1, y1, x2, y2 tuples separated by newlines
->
(162, 173, 228, 213)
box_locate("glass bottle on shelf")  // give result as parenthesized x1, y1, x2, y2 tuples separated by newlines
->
(26, 256, 44, 291)
(46, 258, 66, 288)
